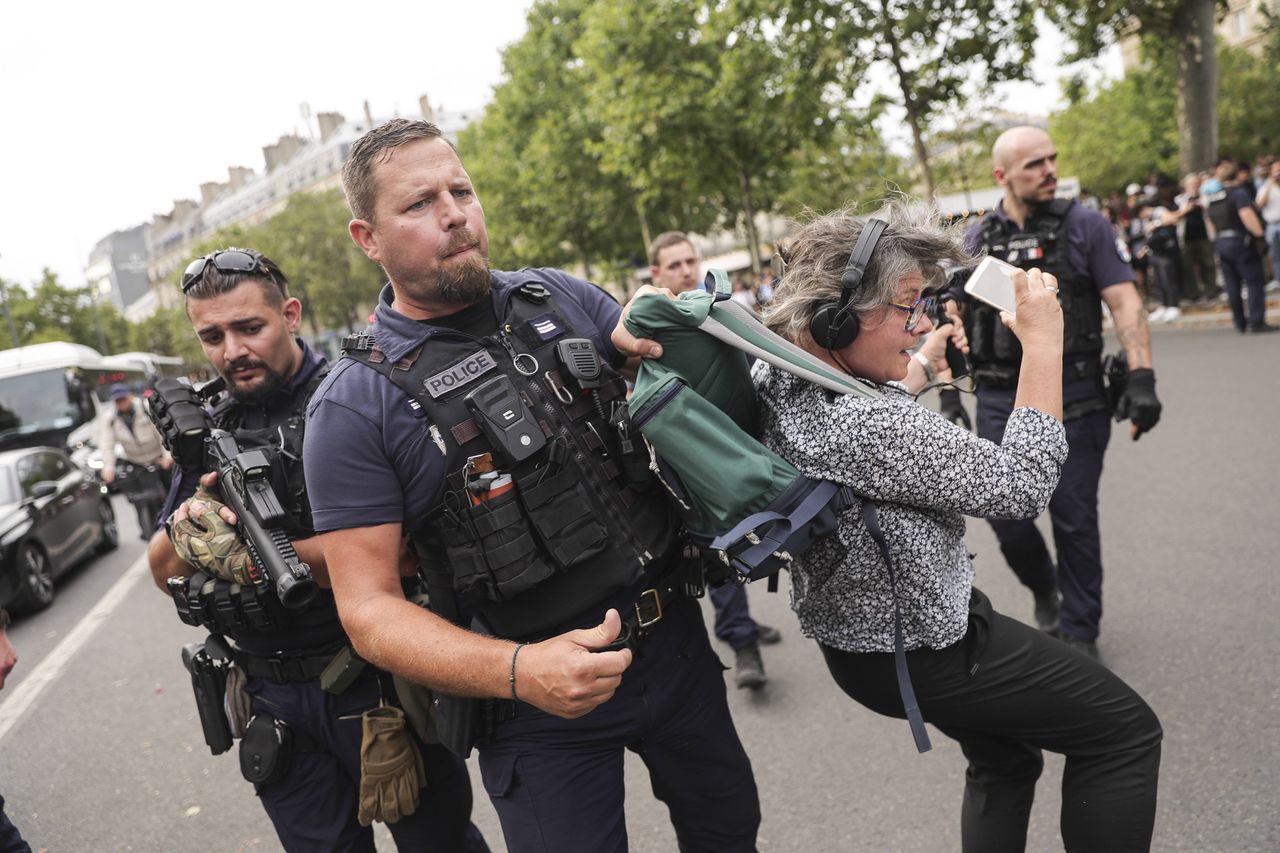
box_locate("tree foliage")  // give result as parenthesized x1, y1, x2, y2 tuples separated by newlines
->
(1051, 39, 1280, 191)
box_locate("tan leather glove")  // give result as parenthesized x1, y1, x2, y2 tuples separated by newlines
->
(170, 486, 256, 585)
(357, 705, 425, 826)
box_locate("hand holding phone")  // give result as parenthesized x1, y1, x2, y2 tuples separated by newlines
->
(964, 256, 1020, 315)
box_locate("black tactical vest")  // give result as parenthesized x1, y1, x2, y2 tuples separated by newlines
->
(967, 198, 1105, 389)
(206, 365, 343, 652)
(1205, 186, 1239, 234)
(344, 281, 676, 641)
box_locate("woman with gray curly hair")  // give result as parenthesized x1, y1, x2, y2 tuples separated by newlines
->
(756, 202, 1162, 851)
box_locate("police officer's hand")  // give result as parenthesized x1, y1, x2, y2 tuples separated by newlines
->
(1115, 368, 1161, 440)
(514, 609, 633, 719)
(1001, 269, 1063, 352)
(101, 466, 116, 485)
(169, 481, 255, 584)
(612, 285, 671, 360)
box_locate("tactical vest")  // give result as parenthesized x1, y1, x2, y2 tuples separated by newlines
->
(968, 198, 1105, 390)
(344, 281, 676, 641)
(1205, 187, 1240, 234)
(180, 365, 343, 650)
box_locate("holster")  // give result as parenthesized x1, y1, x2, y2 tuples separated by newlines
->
(432, 693, 481, 759)
(239, 713, 293, 785)
(181, 635, 233, 756)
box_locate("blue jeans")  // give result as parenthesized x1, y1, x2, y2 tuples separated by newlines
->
(1265, 221, 1280, 284)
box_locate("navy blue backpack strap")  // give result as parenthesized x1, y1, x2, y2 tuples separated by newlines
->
(861, 500, 932, 754)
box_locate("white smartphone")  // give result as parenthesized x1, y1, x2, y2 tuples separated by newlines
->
(964, 256, 1020, 315)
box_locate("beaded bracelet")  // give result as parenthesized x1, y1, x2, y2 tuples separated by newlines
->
(509, 642, 528, 702)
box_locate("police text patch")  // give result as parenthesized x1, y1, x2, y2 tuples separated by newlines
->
(424, 351, 497, 398)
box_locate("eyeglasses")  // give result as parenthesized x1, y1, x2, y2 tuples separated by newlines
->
(180, 249, 276, 293)
(889, 295, 937, 332)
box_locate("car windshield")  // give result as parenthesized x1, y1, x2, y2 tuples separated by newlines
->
(0, 369, 93, 440)
(0, 464, 19, 505)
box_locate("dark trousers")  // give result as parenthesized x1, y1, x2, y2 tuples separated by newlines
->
(1148, 253, 1181, 308)
(977, 396, 1111, 641)
(0, 796, 31, 853)
(1180, 238, 1217, 299)
(1215, 236, 1267, 330)
(820, 589, 1162, 853)
(246, 672, 489, 853)
(477, 597, 760, 853)
(709, 582, 759, 649)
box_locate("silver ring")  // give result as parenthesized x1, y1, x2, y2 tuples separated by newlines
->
(1045, 286, 1059, 293)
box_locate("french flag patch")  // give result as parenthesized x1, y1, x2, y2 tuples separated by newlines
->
(529, 313, 563, 341)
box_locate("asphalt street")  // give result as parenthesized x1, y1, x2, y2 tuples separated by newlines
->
(1, 320, 1276, 852)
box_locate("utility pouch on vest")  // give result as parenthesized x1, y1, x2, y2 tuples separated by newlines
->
(239, 713, 293, 785)
(436, 475, 556, 602)
(511, 446, 610, 571)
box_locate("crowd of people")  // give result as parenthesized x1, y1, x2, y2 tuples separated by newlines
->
(1082, 155, 1280, 333)
(9, 109, 1257, 851)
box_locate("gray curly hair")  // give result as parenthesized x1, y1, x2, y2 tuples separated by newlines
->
(763, 200, 974, 345)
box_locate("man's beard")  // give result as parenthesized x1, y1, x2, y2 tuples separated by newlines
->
(225, 359, 288, 406)
(436, 251, 492, 305)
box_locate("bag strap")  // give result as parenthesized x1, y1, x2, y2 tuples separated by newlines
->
(710, 480, 850, 576)
(861, 499, 932, 754)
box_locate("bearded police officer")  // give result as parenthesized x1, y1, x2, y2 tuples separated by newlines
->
(953, 127, 1163, 660)
(1203, 156, 1277, 334)
(304, 119, 760, 853)
(147, 248, 488, 853)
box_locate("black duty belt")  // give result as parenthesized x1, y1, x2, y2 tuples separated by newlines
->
(490, 555, 703, 725)
(233, 647, 344, 683)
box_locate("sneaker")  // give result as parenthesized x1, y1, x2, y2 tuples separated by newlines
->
(1033, 588, 1061, 633)
(734, 644, 767, 689)
(1266, 280, 1280, 293)
(1247, 322, 1279, 334)
(1162, 306, 1182, 322)
(755, 624, 782, 645)
(1147, 306, 1169, 323)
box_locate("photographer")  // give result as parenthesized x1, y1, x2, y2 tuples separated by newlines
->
(99, 383, 171, 539)
(755, 203, 1162, 851)
(147, 248, 487, 853)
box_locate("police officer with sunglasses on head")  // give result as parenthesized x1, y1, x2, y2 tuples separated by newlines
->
(147, 248, 489, 853)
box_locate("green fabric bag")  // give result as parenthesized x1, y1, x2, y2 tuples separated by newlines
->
(624, 271, 880, 580)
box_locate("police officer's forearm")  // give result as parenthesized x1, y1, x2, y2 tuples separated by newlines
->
(147, 529, 188, 594)
(1238, 207, 1265, 239)
(1102, 284, 1152, 370)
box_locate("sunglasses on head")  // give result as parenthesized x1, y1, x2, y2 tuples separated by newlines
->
(180, 249, 276, 293)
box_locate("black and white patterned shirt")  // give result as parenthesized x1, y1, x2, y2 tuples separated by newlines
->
(753, 364, 1068, 653)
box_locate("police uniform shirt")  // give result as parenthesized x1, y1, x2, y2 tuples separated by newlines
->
(962, 200, 1135, 405)
(303, 270, 629, 601)
(1207, 186, 1258, 237)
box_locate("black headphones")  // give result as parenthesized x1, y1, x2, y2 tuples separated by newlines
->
(808, 218, 888, 350)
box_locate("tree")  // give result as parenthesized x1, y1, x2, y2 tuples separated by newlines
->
(791, 0, 1037, 199)
(1050, 39, 1279, 191)
(774, 108, 910, 216)
(1042, 0, 1222, 174)
(580, 0, 844, 274)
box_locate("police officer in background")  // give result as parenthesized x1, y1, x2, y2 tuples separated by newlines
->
(648, 230, 782, 689)
(952, 126, 1163, 660)
(147, 248, 488, 852)
(1203, 156, 1277, 334)
(305, 119, 760, 853)
(100, 383, 172, 539)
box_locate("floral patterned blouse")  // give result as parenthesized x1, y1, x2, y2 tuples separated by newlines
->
(753, 364, 1068, 653)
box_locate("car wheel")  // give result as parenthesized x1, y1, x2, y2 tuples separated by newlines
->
(11, 543, 54, 614)
(95, 500, 119, 553)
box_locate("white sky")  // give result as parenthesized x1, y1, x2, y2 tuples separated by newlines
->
(0, 2, 1120, 288)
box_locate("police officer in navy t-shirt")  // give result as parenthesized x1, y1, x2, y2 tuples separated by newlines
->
(1202, 156, 1277, 334)
(951, 127, 1163, 661)
(304, 119, 760, 853)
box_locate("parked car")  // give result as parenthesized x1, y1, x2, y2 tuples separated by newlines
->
(0, 447, 118, 614)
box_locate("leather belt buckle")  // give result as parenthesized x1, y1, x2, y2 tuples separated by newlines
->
(634, 588, 663, 629)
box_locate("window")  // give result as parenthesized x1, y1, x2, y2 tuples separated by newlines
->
(1233, 10, 1247, 36)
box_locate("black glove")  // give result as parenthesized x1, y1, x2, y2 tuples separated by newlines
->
(1115, 368, 1161, 438)
(938, 388, 972, 431)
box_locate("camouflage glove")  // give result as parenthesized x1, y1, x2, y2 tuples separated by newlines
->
(357, 705, 425, 826)
(170, 486, 256, 584)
